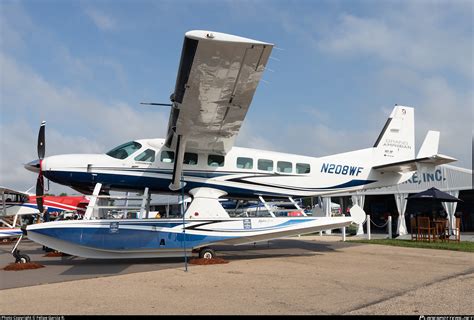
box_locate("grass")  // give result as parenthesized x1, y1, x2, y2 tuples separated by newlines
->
(349, 238, 474, 252)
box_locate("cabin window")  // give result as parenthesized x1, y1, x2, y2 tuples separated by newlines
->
(208, 155, 224, 167)
(236, 157, 253, 169)
(258, 159, 273, 171)
(134, 149, 156, 162)
(183, 153, 198, 165)
(277, 161, 292, 173)
(296, 163, 311, 174)
(160, 151, 175, 163)
(106, 141, 142, 160)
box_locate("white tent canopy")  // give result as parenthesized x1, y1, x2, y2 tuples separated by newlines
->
(329, 165, 472, 236)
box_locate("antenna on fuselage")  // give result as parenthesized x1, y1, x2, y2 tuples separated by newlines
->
(140, 102, 173, 107)
(141, 93, 177, 107)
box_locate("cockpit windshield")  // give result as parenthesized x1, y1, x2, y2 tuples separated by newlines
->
(106, 141, 142, 159)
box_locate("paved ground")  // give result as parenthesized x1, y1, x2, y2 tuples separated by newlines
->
(0, 236, 353, 290)
(0, 235, 473, 315)
(0, 239, 189, 290)
(353, 231, 474, 242)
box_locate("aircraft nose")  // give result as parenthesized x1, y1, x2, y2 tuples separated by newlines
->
(24, 159, 40, 173)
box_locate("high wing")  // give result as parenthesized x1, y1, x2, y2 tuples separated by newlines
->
(165, 30, 273, 189)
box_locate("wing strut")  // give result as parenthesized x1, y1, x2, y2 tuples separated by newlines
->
(169, 135, 187, 191)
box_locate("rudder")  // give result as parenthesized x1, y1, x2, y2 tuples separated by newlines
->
(373, 106, 415, 163)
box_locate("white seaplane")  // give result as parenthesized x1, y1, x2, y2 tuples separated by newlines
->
(21, 30, 455, 260)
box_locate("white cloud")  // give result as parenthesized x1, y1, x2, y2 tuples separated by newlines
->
(236, 119, 277, 151)
(57, 47, 94, 79)
(84, 8, 117, 31)
(0, 120, 37, 191)
(0, 52, 168, 193)
(0, 2, 35, 52)
(318, 5, 472, 79)
(237, 106, 386, 159)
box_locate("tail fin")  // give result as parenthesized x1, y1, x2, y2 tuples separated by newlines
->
(373, 106, 415, 163)
(372, 111, 457, 173)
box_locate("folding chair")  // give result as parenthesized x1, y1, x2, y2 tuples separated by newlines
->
(410, 216, 417, 240)
(417, 217, 434, 242)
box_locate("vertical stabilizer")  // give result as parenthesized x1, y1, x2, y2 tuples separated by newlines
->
(374, 106, 415, 163)
(417, 130, 440, 158)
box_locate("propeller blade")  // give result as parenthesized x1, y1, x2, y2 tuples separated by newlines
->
(36, 174, 44, 213)
(37, 121, 46, 160)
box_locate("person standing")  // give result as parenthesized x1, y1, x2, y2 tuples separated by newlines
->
(43, 207, 50, 222)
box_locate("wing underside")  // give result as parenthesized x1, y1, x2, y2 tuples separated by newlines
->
(166, 30, 273, 154)
(165, 31, 273, 190)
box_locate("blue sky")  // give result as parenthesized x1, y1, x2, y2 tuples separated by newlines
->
(1, 0, 472, 194)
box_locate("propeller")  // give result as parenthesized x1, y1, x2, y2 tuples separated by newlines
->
(36, 121, 46, 215)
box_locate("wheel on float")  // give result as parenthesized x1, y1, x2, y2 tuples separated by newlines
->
(199, 248, 216, 259)
(15, 253, 31, 264)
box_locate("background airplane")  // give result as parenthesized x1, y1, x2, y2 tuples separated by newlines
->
(0, 186, 88, 238)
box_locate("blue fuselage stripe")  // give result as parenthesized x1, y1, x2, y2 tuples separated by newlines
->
(44, 170, 376, 197)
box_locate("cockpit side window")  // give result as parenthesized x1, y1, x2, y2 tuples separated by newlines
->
(134, 149, 156, 162)
(183, 152, 198, 165)
(160, 151, 175, 163)
(208, 154, 224, 167)
(106, 141, 142, 159)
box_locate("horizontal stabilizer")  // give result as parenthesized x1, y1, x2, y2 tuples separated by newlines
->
(373, 154, 457, 173)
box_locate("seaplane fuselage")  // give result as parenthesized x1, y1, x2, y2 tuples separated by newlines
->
(26, 137, 409, 199)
